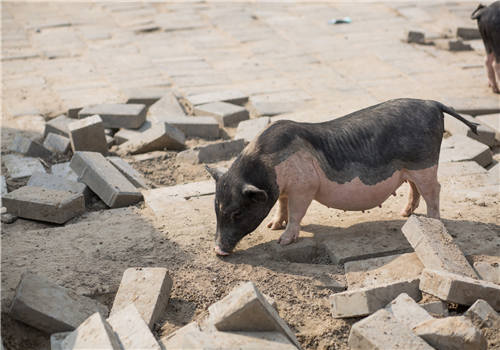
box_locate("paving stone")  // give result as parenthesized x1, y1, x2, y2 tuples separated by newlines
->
(70, 152, 142, 208)
(344, 253, 423, 290)
(413, 316, 486, 350)
(385, 293, 433, 329)
(9, 135, 52, 159)
(44, 115, 73, 137)
(249, 94, 304, 117)
(1, 175, 7, 195)
(78, 104, 147, 129)
(419, 269, 500, 310)
(1, 212, 17, 224)
(330, 278, 421, 318)
(3, 186, 85, 224)
(272, 238, 317, 263)
(61, 313, 121, 350)
(235, 117, 270, 143)
(464, 299, 499, 328)
(118, 122, 185, 154)
(50, 332, 71, 350)
(27, 171, 90, 202)
(107, 157, 147, 189)
(106, 135, 114, 148)
(401, 215, 478, 278)
(207, 282, 301, 348)
(194, 101, 249, 127)
(438, 161, 488, 178)
(457, 27, 481, 40)
(132, 151, 169, 162)
(444, 114, 496, 147)
(43, 133, 71, 154)
(107, 304, 161, 350)
(110, 267, 172, 329)
(406, 30, 425, 44)
(9, 272, 107, 333)
(440, 135, 492, 167)
(421, 301, 449, 317)
(444, 97, 500, 116)
(68, 115, 108, 154)
(68, 107, 83, 119)
(476, 113, 500, 144)
(51, 162, 79, 182)
(143, 180, 214, 211)
(348, 309, 433, 350)
(124, 87, 171, 108)
(113, 121, 152, 145)
(436, 39, 473, 51)
(163, 116, 220, 139)
(187, 90, 248, 107)
(3, 154, 46, 180)
(474, 257, 500, 284)
(177, 139, 245, 164)
(147, 92, 185, 121)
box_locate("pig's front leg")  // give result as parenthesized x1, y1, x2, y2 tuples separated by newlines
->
(267, 195, 288, 230)
(278, 192, 314, 245)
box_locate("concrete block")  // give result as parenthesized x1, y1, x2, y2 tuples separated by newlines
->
(132, 151, 168, 162)
(125, 87, 171, 107)
(207, 281, 301, 349)
(9, 272, 108, 334)
(235, 117, 270, 143)
(345, 253, 423, 290)
(444, 97, 500, 116)
(401, 215, 478, 278)
(1, 175, 7, 195)
(457, 27, 481, 40)
(385, 293, 433, 329)
(107, 157, 147, 189)
(413, 316, 486, 350)
(444, 113, 496, 147)
(9, 135, 52, 159)
(70, 152, 142, 208)
(78, 104, 147, 129)
(143, 181, 214, 209)
(272, 238, 317, 263)
(419, 269, 500, 310)
(438, 161, 488, 178)
(3, 154, 46, 180)
(51, 162, 79, 182)
(474, 258, 500, 285)
(3, 186, 85, 224)
(436, 39, 473, 51)
(163, 116, 220, 139)
(348, 309, 433, 350)
(106, 135, 114, 148)
(110, 267, 172, 329)
(440, 135, 492, 167)
(107, 304, 160, 350)
(118, 122, 185, 154)
(43, 133, 71, 154)
(113, 121, 152, 145)
(68, 107, 83, 119)
(407, 30, 425, 44)
(68, 115, 108, 154)
(61, 313, 121, 350)
(330, 279, 421, 318)
(464, 299, 499, 328)
(194, 101, 249, 127)
(147, 92, 185, 121)
(421, 301, 449, 317)
(177, 139, 245, 164)
(187, 90, 248, 107)
(44, 115, 73, 137)
(27, 172, 90, 202)
(50, 332, 71, 350)
(249, 95, 299, 117)
(476, 113, 500, 144)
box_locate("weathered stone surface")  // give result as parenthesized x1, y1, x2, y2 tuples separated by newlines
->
(444, 113, 496, 147)
(118, 122, 185, 154)
(61, 313, 121, 350)
(27, 171, 89, 201)
(207, 282, 301, 348)
(476, 113, 500, 144)
(70, 151, 142, 208)
(43, 133, 71, 154)
(51, 162, 78, 182)
(235, 117, 270, 143)
(465, 299, 500, 331)
(385, 293, 433, 329)
(78, 104, 147, 129)
(163, 116, 220, 139)
(407, 30, 425, 44)
(421, 301, 449, 317)
(438, 161, 488, 178)
(177, 139, 245, 164)
(3, 186, 85, 224)
(457, 27, 481, 40)
(330, 279, 421, 318)
(401, 215, 478, 278)
(272, 238, 317, 264)
(107, 304, 161, 350)
(9, 272, 107, 334)
(143, 181, 214, 210)
(348, 309, 433, 350)
(147, 92, 185, 121)
(50, 332, 71, 350)
(3, 154, 46, 180)
(440, 135, 492, 167)
(107, 156, 147, 189)
(474, 257, 500, 285)
(68, 115, 108, 154)
(413, 316, 486, 350)
(436, 39, 473, 51)
(194, 101, 249, 127)
(132, 151, 168, 162)
(1, 175, 7, 195)
(444, 97, 500, 116)
(187, 90, 248, 107)
(125, 87, 171, 107)
(113, 121, 152, 145)
(44, 115, 72, 137)
(110, 267, 173, 329)
(9, 135, 52, 159)
(419, 269, 500, 310)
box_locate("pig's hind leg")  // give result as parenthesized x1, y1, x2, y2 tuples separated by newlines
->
(486, 53, 499, 93)
(400, 181, 421, 217)
(405, 165, 440, 219)
(268, 195, 288, 230)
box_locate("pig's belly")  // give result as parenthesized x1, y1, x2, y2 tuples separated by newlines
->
(315, 170, 404, 211)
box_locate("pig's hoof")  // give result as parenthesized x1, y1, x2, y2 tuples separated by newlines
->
(400, 208, 412, 217)
(277, 231, 298, 245)
(267, 220, 286, 230)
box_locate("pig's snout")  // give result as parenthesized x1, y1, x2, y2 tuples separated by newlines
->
(214, 245, 230, 256)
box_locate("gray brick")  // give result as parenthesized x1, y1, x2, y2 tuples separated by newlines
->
(3, 186, 85, 224)
(185, 139, 245, 164)
(68, 107, 82, 119)
(187, 90, 248, 107)
(9, 272, 108, 333)
(235, 117, 270, 143)
(474, 257, 500, 284)
(476, 113, 500, 145)
(70, 152, 142, 208)
(78, 104, 147, 129)
(124, 87, 171, 107)
(464, 299, 499, 328)
(163, 116, 220, 139)
(50, 332, 71, 350)
(51, 162, 79, 182)
(61, 313, 121, 350)
(249, 96, 297, 117)
(43, 133, 71, 154)
(457, 27, 481, 40)
(385, 293, 433, 329)
(440, 135, 492, 167)
(107, 157, 148, 189)
(44, 115, 73, 137)
(406, 30, 425, 44)
(9, 135, 52, 159)
(118, 122, 185, 154)
(142, 181, 215, 211)
(436, 39, 473, 51)
(27, 171, 90, 202)
(194, 101, 249, 127)
(113, 121, 152, 145)
(3, 154, 46, 180)
(68, 115, 108, 154)
(1, 175, 7, 195)
(147, 92, 185, 122)
(444, 114, 496, 147)
(444, 97, 500, 116)
(421, 301, 449, 317)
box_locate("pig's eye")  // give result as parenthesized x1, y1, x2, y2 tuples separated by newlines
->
(231, 210, 242, 221)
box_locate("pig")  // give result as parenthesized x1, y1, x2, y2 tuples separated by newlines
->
(207, 99, 478, 256)
(471, 1, 500, 93)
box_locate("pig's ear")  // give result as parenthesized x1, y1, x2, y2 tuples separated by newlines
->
(205, 166, 227, 182)
(242, 184, 268, 203)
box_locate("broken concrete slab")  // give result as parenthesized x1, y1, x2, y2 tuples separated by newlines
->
(51, 162, 79, 182)
(187, 90, 248, 107)
(118, 122, 185, 154)
(9, 272, 108, 333)
(50, 332, 71, 350)
(385, 293, 433, 329)
(348, 309, 433, 350)
(444, 97, 500, 116)
(43, 133, 71, 154)
(44, 115, 73, 137)
(330, 278, 421, 318)
(163, 116, 220, 139)
(272, 238, 317, 264)
(476, 113, 500, 144)
(107, 156, 148, 189)
(110, 267, 172, 329)
(61, 312, 121, 350)
(147, 92, 185, 121)
(125, 87, 171, 107)
(142, 180, 214, 207)
(401, 215, 478, 278)
(457, 27, 481, 40)
(70, 151, 142, 208)
(413, 316, 486, 350)
(9, 135, 52, 159)
(68, 115, 108, 154)
(177, 139, 245, 164)
(194, 101, 249, 127)
(113, 121, 152, 145)
(421, 301, 449, 317)
(78, 103, 147, 129)
(2, 186, 85, 224)
(107, 304, 161, 350)
(27, 172, 89, 202)
(440, 135, 492, 167)
(235, 117, 270, 143)
(444, 113, 496, 147)
(464, 299, 499, 328)
(419, 269, 500, 310)
(207, 281, 301, 349)
(474, 257, 500, 285)
(438, 161, 488, 178)
(3, 154, 46, 180)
